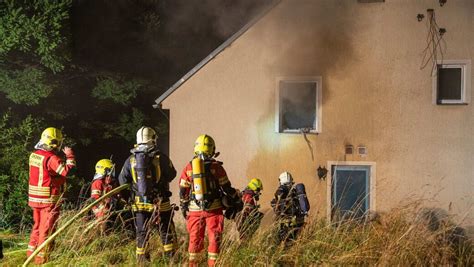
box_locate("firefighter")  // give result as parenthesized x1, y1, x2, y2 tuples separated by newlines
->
(27, 127, 76, 264)
(270, 171, 310, 245)
(179, 134, 240, 267)
(118, 126, 177, 263)
(236, 178, 264, 240)
(90, 159, 115, 233)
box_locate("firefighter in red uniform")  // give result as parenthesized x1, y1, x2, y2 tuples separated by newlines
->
(27, 127, 75, 264)
(236, 178, 264, 240)
(90, 159, 115, 233)
(179, 134, 240, 267)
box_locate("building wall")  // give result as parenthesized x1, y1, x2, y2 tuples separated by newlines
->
(162, 0, 474, 230)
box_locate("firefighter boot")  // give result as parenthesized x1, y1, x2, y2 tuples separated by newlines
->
(137, 254, 151, 266)
(34, 252, 47, 265)
(188, 252, 199, 267)
(208, 258, 217, 267)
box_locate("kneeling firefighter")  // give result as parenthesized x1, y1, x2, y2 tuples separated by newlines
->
(90, 159, 115, 232)
(118, 127, 178, 263)
(179, 134, 240, 267)
(270, 171, 310, 244)
(236, 178, 264, 240)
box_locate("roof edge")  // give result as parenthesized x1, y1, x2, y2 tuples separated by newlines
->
(153, 0, 281, 108)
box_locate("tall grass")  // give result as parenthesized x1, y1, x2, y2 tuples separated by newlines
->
(1, 203, 472, 266)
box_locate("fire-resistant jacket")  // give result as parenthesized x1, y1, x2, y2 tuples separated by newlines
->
(242, 189, 258, 211)
(118, 150, 176, 212)
(28, 149, 76, 208)
(91, 178, 113, 216)
(179, 159, 236, 212)
(271, 184, 305, 226)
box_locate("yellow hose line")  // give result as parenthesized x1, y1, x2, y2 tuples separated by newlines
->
(22, 184, 129, 267)
(4, 248, 27, 255)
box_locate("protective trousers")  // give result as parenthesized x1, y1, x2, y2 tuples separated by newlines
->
(186, 209, 224, 267)
(277, 221, 304, 245)
(237, 210, 263, 240)
(134, 210, 177, 260)
(27, 205, 60, 264)
(158, 209, 177, 256)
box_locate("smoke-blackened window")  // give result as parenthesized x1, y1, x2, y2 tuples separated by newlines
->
(433, 60, 471, 105)
(276, 78, 322, 133)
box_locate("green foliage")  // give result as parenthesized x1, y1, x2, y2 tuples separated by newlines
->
(0, 0, 72, 73)
(108, 108, 146, 143)
(0, 111, 43, 231)
(1, 206, 472, 266)
(92, 77, 140, 106)
(0, 67, 53, 105)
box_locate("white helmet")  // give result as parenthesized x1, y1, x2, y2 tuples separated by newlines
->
(136, 126, 157, 146)
(278, 171, 293, 185)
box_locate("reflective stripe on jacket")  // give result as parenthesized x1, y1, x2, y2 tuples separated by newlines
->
(28, 149, 75, 207)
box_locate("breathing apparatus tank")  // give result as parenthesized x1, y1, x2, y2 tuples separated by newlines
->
(134, 152, 148, 198)
(295, 183, 310, 215)
(192, 154, 207, 201)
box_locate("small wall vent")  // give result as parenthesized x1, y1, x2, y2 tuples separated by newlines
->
(358, 146, 368, 157)
(345, 145, 354, 155)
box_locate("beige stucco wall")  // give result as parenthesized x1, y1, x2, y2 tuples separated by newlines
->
(162, 0, 474, 230)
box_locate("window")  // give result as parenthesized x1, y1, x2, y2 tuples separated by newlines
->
(433, 60, 471, 105)
(326, 161, 376, 221)
(275, 77, 322, 133)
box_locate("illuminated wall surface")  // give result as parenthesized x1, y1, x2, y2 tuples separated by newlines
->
(162, 0, 474, 232)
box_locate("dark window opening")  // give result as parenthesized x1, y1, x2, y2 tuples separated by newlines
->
(437, 67, 463, 104)
(279, 81, 318, 132)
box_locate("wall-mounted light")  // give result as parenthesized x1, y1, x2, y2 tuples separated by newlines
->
(317, 165, 328, 180)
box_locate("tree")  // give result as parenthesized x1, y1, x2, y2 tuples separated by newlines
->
(0, 0, 72, 105)
(0, 112, 43, 230)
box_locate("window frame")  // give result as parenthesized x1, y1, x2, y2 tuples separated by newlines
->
(432, 60, 471, 105)
(326, 161, 376, 221)
(275, 76, 322, 134)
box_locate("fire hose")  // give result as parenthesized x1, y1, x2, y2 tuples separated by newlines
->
(22, 184, 129, 267)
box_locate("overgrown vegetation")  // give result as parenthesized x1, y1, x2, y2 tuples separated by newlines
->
(0, 0, 72, 73)
(91, 77, 141, 106)
(0, 0, 168, 232)
(0, 112, 43, 231)
(1, 204, 472, 266)
(0, 67, 54, 105)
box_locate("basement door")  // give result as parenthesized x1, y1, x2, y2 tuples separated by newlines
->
(331, 165, 371, 220)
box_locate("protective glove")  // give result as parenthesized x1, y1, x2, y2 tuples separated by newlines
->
(62, 146, 74, 158)
(180, 200, 189, 219)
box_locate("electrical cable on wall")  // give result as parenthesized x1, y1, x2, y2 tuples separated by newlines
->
(419, 9, 447, 74)
(300, 128, 314, 162)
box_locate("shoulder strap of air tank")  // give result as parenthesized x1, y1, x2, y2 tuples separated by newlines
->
(130, 155, 137, 183)
(153, 154, 161, 182)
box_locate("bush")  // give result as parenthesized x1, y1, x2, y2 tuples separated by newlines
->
(0, 112, 43, 231)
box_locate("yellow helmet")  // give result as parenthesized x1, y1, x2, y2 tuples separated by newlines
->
(247, 178, 263, 192)
(194, 134, 215, 157)
(40, 127, 63, 149)
(94, 159, 114, 180)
